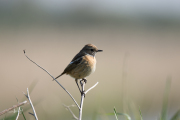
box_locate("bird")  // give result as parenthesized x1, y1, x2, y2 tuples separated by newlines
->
(54, 44, 102, 94)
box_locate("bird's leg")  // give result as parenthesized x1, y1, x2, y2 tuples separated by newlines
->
(75, 79, 81, 93)
(80, 78, 87, 97)
(80, 79, 83, 86)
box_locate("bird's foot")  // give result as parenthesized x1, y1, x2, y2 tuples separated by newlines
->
(83, 78, 87, 84)
(80, 78, 87, 84)
(81, 90, 86, 97)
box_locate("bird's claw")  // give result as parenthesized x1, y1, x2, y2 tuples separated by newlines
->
(80, 78, 87, 85)
(83, 79, 87, 84)
(81, 90, 86, 97)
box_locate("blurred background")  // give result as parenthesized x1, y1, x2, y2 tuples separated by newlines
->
(0, 0, 180, 120)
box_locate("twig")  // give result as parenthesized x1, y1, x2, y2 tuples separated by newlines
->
(15, 107, 21, 120)
(23, 50, 80, 109)
(85, 82, 99, 94)
(0, 101, 27, 116)
(24, 88, 38, 120)
(79, 81, 86, 120)
(29, 112, 35, 116)
(63, 104, 78, 120)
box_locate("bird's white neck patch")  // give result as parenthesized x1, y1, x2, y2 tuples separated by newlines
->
(84, 52, 95, 58)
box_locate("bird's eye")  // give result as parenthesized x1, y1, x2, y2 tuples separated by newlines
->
(91, 49, 94, 52)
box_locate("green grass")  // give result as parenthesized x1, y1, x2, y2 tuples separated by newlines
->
(106, 78, 180, 120)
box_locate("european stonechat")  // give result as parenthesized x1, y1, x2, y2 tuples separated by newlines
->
(54, 44, 102, 93)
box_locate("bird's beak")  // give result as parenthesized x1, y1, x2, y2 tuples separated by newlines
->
(97, 50, 103, 52)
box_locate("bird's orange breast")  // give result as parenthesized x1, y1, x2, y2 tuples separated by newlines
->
(68, 55, 96, 79)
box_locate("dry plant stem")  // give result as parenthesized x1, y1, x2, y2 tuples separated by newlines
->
(15, 107, 21, 120)
(0, 101, 27, 116)
(25, 88, 38, 120)
(63, 104, 78, 120)
(23, 50, 80, 109)
(79, 81, 86, 120)
(85, 82, 99, 94)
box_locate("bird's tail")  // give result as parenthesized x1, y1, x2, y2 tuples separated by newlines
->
(53, 72, 65, 81)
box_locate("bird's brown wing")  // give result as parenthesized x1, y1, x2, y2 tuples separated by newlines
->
(71, 52, 86, 62)
(63, 53, 84, 74)
(54, 52, 85, 80)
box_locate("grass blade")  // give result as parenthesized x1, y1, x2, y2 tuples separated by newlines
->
(170, 110, 180, 120)
(161, 78, 171, 120)
(20, 107, 27, 120)
(114, 107, 119, 120)
(116, 113, 131, 120)
(110, 107, 131, 120)
(139, 106, 143, 120)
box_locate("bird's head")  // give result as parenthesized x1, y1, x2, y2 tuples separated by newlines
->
(81, 44, 103, 57)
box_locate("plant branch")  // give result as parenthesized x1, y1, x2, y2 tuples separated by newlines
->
(63, 104, 78, 120)
(23, 50, 80, 109)
(0, 101, 27, 116)
(85, 82, 99, 94)
(79, 81, 86, 120)
(24, 88, 38, 120)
